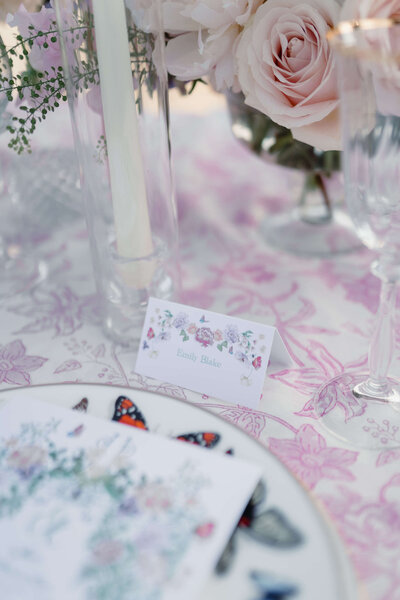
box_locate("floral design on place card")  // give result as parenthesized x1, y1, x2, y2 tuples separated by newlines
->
(143, 308, 265, 387)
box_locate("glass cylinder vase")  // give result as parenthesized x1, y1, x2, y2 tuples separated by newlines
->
(54, 0, 179, 346)
(226, 90, 360, 256)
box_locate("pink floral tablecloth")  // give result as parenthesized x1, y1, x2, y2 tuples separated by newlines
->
(1, 105, 400, 600)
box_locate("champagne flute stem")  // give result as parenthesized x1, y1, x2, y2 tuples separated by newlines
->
(354, 279, 397, 399)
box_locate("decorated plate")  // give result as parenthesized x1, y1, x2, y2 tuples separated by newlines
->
(0, 383, 359, 600)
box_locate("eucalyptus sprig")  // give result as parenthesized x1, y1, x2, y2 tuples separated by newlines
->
(0, 11, 92, 154)
(0, 9, 166, 155)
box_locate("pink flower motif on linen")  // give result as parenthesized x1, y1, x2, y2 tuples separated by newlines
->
(320, 477, 400, 596)
(0, 339, 47, 386)
(269, 424, 358, 489)
(199, 403, 267, 439)
(342, 271, 380, 314)
(10, 286, 101, 337)
(272, 340, 368, 421)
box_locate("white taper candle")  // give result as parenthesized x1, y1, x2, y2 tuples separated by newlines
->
(92, 0, 155, 288)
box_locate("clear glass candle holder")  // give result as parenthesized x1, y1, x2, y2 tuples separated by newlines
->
(54, 0, 179, 346)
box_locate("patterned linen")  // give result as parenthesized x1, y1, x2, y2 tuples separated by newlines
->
(1, 106, 399, 600)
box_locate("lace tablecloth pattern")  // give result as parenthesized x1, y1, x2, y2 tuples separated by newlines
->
(1, 105, 399, 600)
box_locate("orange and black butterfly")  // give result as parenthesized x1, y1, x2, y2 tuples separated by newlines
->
(112, 396, 148, 430)
(111, 396, 220, 449)
(176, 431, 220, 449)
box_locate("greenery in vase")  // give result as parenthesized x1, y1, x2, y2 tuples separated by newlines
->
(0, 1, 157, 154)
(227, 91, 341, 174)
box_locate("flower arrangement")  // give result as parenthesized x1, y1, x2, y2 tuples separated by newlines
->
(132, 0, 399, 154)
(0, 0, 396, 155)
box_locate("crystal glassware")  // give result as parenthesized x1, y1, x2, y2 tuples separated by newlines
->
(0, 33, 48, 299)
(54, 0, 180, 346)
(225, 91, 360, 258)
(314, 19, 400, 449)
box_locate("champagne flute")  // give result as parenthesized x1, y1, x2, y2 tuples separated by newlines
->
(314, 19, 400, 449)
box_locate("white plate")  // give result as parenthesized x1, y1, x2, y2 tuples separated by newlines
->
(0, 383, 359, 600)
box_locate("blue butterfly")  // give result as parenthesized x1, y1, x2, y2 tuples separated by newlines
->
(143, 340, 149, 350)
(68, 424, 85, 437)
(199, 315, 209, 323)
(250, 570, 298, 600)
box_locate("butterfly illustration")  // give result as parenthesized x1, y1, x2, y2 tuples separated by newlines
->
(199, 315, 209, 323)
(111, 397, 221, 450)
(67, 424, 85, 437)
(249, 570, 298, 600)
(72, 398, 88, 412)
(229, 346, 233, 355)
(216, 481, 303, 574)
(176, 431, 220, 449)
(143, 341, 149, 350)
(112, 396, 148, 430)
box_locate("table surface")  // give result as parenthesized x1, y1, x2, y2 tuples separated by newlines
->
(1, 88, 399, 600)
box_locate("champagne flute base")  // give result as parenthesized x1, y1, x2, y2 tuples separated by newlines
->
(314, 372, 400, 450)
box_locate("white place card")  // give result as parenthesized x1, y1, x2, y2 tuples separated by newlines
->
(0, 398, 262, 600)
(135, 298, 292, 408)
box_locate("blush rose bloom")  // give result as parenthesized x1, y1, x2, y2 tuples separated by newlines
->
(235, 0, 341, 150)
(128, 0, 263, 33)
(164, 0, 263, 90)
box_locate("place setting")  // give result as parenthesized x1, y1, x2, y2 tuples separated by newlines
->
(1, 1, 400, 600)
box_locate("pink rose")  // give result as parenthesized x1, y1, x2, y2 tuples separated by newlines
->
(164, 1, 263, 90)
(165, 26, 239, 90)
(235, 0, 341, 151)
(163, 0, 264, 33)
(128, 0, 263, 35)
